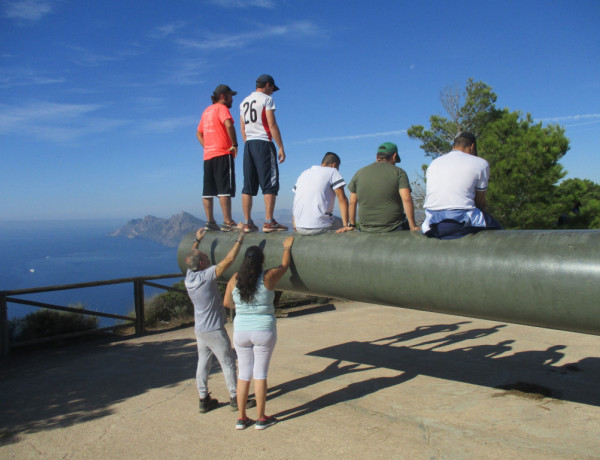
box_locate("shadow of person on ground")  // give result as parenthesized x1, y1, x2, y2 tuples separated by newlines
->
(273, 372, 414, 422)
(0, 335, 197, 445)
(268, 359, 374, 400)
(412, 325, 507, 350)
(305, 325, 600, 407)
(370, 321, 471, 345)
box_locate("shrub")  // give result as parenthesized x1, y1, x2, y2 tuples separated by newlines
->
(144, 280, 194, 326)
(10, 303, 98, 342)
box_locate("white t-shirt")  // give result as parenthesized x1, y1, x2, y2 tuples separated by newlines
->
(240, 91, 276, 141)
(292, 165, 346, 229)
(424, 150, 490, 211)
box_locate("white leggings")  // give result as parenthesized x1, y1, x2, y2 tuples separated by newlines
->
(233, 329, 277, 381)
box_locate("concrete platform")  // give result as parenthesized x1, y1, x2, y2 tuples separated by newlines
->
(1, 301, 599, 459)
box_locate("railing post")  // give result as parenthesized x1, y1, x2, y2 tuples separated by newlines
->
(134, 280, 145, 336)
(1, 293, 9, 360)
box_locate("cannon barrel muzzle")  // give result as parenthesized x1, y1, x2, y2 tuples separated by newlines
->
(177, 230, 600, 335)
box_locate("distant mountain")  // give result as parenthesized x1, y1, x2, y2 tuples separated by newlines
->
(110, 212, 205, 247)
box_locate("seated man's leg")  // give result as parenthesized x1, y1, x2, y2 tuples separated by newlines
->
(465, 211, 503, 234)
(426, 219, 470, 240)
(329, 216, 343, 231)
(482, 211, 503, 230)
(295, 227, 328, 235)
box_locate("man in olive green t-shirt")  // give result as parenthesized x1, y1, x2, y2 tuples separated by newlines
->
(347, 142, 419, 233)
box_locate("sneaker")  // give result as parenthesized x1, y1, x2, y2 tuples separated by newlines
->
(198, 394, 219, 413)
(239, 220, 259, 233)
(220, 220, 238, 232)
(236, 417, 255, 430)
(203, 221, 220, 231)
(263, 219, 288, 233)
(255, 415, 278, 430)
(230, 396, 257, 412)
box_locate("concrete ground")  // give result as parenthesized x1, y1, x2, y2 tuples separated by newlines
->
(1, 301, 599, 459)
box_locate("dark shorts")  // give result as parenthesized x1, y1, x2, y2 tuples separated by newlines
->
(203, 154, 235, 197)
(242, 140, 279, 196)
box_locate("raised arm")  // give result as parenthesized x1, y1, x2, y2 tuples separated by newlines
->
(215, 227, 245, 278)
(263, 236, 294, 290)
(223, 273, 237, 310)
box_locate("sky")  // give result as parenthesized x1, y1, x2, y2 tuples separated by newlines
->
(1, 0, 599, 222)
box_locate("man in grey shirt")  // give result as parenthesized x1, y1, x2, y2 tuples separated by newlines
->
(185, 227, 255, 413)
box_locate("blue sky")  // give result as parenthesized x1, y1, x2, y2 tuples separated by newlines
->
(1, 0, 599, 222)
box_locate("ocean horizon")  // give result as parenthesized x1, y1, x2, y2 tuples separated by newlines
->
(0, 219, 181, 326)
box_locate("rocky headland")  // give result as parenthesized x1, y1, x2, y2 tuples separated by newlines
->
(110, 211, 204, 247)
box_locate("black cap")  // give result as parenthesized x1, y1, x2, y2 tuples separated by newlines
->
(212, 84, 237, 98)
(256, 74, 280, 91)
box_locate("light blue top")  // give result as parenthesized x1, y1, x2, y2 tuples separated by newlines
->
(232, 273, 276, 331)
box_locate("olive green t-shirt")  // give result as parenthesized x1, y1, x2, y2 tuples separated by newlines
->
(348, 162, 411, 233)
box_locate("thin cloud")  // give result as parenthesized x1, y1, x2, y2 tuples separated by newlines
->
(70, 45, 143, 67)
(4, 0, 53, 21)
(206, 0, 275, 8)
(162, 58, 209, 86)
(538, 114, 600, 124)
(0, 101, 130, 142)
(150, 21, 187, 39)
(136, 116, 195, 134)
(0, 68, 65, 88)
(177, 21, 319, 51)
(296, 130, 407, 144)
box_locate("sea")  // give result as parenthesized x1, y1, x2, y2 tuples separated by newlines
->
(0, 219, 181, 327)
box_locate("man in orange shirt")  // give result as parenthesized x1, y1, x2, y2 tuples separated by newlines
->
(197, 84, 239, 231)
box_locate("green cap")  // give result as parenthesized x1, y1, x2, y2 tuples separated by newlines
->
(377, 142, 400, 163)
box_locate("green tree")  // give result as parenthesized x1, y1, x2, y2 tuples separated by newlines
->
(479, 110, 568, 229)
(407, 78, 499, 159)
(555, 178, 600, 229)
(408, 78, 576, 230)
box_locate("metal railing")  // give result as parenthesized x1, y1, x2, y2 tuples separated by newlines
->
(0, 273, 184, 359)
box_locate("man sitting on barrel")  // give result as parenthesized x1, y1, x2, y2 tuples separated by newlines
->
(422, 132, 502, 239)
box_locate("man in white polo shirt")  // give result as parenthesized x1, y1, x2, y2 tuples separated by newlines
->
(422, 132, 502, 239)
(292, 152, 353, 235)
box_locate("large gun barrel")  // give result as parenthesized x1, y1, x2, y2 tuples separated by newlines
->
(177, 230, 600, 335)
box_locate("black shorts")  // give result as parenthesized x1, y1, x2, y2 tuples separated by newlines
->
(242, 140, 279, 196)
(203, 154, 236, 197)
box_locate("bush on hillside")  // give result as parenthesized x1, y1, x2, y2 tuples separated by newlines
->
(9, 304, 99, 342)
(143, 280, 194, 326)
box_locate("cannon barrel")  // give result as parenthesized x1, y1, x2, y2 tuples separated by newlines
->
(177, 230, 600, 335)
